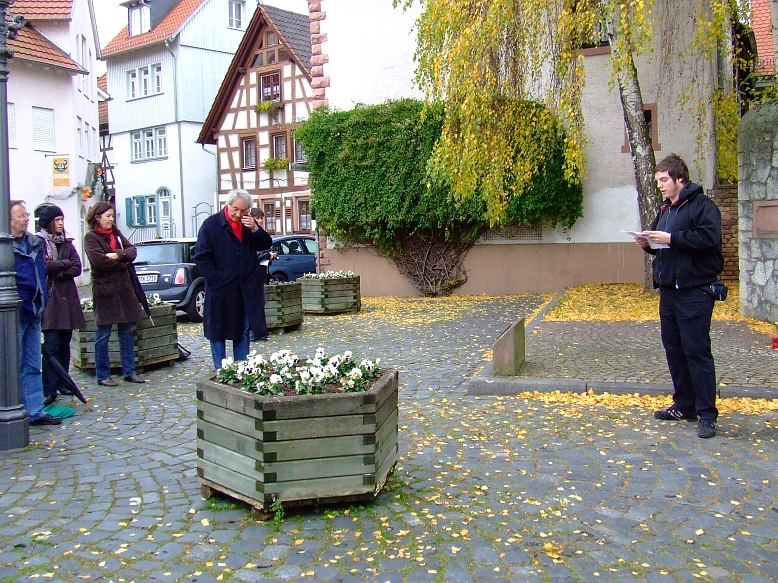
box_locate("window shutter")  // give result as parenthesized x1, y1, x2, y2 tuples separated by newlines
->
(7, 103, 15, 148)
(137, 197, 146, 226)
(125, 198, 134, 227)
(32, 107, 55, 151)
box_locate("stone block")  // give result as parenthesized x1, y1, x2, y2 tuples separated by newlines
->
(492, 318, 525, 376)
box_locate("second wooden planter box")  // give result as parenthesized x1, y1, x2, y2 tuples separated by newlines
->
(71, 304, 179, 370)
(264, 282, 303, 331)
(300, 276, 361, 315)
(196, 368, 398, 515)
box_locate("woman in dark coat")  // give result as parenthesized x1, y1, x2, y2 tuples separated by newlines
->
(195, 189, 272, 370)
(84, 202, 146, 387)
(37, 205, 87, 405)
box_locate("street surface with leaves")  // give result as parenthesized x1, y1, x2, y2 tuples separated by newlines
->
(0, 289, 776, 582)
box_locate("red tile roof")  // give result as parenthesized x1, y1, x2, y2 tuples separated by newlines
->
(9, 0, 73, 20)
(102, 0, 205, 57)
(9, 24, 84, 73)
(752, 0, 775, 72)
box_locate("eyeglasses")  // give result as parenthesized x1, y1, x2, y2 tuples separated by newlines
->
(12, 212, 30, 219)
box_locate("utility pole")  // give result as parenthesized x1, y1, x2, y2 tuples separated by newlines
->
(0, 3, 27, 451)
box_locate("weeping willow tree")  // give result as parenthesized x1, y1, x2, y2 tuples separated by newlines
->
(395, 0, 751, 292)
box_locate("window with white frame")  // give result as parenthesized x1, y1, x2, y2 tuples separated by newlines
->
(242, 138, 256, 169)
(293, 137, 307, 164)
(7, 103, 15, 148)
(76, 116, 83, 157)
(32, 107, 55, 151)
(260, 73, 281, 102)
(131, 126, 167, 162)
(129, 4, 151, 36)
(263, 202, 276, 233)
(85, 122, 91, 161)
(298, 199, 311, 231)
(272, 134, 287, 160)
(127, 64, 162, 100)
(228, 0, 245, 28)
(126, 195, 157, 227)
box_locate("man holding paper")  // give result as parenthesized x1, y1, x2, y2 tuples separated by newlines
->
(635, 154, 724, 438)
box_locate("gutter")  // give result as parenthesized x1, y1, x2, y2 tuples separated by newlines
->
(165, 38, 186, 237)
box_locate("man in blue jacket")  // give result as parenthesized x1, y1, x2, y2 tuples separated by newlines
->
(195, 190, 273, 370)
(11, 201, 60, 426)
(636, 154, 723, 438)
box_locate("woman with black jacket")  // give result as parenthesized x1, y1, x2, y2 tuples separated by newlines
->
(37, 205, 87, 405)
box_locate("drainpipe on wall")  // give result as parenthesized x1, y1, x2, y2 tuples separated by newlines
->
(200, 144, 217, 233)
(165, 39, 186, 237)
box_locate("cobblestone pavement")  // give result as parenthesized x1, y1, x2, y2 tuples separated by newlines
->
(1, 295, 778, 583)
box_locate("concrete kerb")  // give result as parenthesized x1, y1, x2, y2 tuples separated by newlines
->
(464, 289, 778, 400)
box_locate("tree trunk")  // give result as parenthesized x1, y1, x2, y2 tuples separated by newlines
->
(614, 49, 659, 293)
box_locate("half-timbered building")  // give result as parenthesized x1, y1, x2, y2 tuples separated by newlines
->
(197, 4, 313, 236)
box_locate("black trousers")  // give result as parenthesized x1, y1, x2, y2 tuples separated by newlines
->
(42, 329, 73, 399)
(659, 287, 718, 420)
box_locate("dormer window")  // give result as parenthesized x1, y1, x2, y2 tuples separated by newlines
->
(228, 1, 245, 29)
(129, 4, 151, 37)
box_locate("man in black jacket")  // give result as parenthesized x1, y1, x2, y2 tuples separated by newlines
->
(637, 154, 724, 438)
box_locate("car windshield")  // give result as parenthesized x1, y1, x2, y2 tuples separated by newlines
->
(135, 244, 182, 264)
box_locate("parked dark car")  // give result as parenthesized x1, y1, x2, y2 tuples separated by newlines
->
(133, 238, 205, 322)
(268, 235, 318, 282)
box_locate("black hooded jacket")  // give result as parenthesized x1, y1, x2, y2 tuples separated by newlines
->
(645, 182, 723, 289)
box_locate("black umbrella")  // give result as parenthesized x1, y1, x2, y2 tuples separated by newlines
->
(41, 344, 90, 410)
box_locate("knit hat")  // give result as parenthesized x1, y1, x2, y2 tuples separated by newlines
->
(38, 205, 64, 231)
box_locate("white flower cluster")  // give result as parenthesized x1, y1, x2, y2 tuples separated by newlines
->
(300, 270, 356, 280)
(80, 297, 94, 311)
(146, 293, 165, 307)
(217, 347, 381, 396)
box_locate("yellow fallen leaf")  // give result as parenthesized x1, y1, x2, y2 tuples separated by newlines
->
(695, 529, 704, 536)
(201, 518, 210, 526)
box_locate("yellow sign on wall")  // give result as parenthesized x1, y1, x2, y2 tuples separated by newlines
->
(52, 157, 69, 187)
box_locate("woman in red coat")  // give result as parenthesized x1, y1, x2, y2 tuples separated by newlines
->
(37, 205, 87, 405)
(84, 202, 146, 387)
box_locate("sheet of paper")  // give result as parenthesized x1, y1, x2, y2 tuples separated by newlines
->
(622, 230, 670, 249)
(260, 259, 270, 266)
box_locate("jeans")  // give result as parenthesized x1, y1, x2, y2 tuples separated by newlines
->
(95, 322, 136, 381)
(42, 329, 73, 399)
(210, 316, 250, 371)
(659, 286, 718, 420)
(19, 319, 44, 421)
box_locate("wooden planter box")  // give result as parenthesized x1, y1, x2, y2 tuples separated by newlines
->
(71, 304, 179, 370)
(264, 282, 303, 331)
(301, 276, 361, 315)
(196, 368, 398, 516)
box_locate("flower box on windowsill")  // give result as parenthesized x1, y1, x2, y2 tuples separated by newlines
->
(196, 368, 398, 517)
(71, 304, 178, 370)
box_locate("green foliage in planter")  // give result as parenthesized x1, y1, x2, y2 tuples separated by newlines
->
(262, 157, 290, 172)
(294, 98, 583, 256)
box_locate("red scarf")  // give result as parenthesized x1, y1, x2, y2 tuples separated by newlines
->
(94, 226, 118, 250)
(224, 206, 243, 242)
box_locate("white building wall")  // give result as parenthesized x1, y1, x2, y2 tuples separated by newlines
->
(180, 122, 218, 235)
(319, 0, 422, 109)
(106, 46, 176, 133)
(7, 0, 101, 279)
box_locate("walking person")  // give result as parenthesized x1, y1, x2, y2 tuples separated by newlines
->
(84, 202, 146, 387)
(37, 205, 87, 406)
(195, 189, 272, 370)
(11, 200, 60, 426)
(635, 154, 724, 438)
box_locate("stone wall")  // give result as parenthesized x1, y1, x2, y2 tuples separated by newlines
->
(709, 184, 739, 283)
(738, 101, 778, 322)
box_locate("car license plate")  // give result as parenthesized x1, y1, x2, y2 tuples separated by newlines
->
(137, 274, 158, 284)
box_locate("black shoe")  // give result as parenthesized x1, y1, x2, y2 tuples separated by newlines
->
(654, 406, 696, 421)
(30, 414, 62, 426)
(43, 394, 57, 407)
(698, 419, 717, 438)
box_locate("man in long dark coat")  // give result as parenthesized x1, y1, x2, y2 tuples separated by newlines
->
(195, 189, 272, 370)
